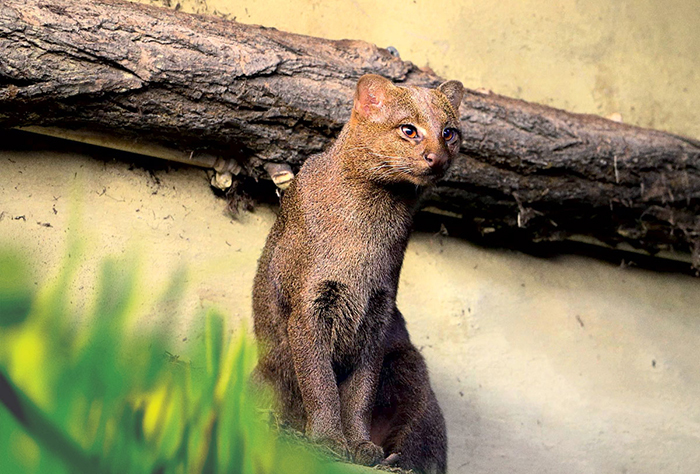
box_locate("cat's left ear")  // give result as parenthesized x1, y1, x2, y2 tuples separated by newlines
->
(438, 80, 464, 112)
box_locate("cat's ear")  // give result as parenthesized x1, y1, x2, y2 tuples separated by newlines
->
(438, 80, 464, 112)
(353, 74, 395, 121)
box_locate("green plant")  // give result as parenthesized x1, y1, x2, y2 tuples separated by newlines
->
(0, 248, 354, 474)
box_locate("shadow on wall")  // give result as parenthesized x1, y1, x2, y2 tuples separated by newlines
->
(400, 231, 700, 474)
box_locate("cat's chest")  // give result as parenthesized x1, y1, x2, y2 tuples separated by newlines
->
(309, 199, 410, 279)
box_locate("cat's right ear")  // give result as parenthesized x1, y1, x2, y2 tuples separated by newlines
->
(353, 74, 394, 121)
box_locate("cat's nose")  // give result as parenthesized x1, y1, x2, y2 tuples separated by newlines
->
(424, 152, 447, 169)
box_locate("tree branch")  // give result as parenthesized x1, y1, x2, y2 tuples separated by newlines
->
(1, 0, 699, 265)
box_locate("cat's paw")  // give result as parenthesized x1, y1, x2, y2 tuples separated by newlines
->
(311, 435, 351, 460)
(351, 440, 385, 466)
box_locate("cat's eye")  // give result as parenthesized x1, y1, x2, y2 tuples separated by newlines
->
(443, 128, 458, 142)
(400, 124, 419, 139)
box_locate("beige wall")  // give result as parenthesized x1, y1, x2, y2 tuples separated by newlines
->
(137, 0, 699, 139)
(3, 137, 700, 474)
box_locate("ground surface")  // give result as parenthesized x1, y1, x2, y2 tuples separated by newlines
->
(1, 137, 700, 473)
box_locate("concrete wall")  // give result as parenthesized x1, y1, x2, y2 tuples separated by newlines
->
(136, 0, 700, 139)
(2, 137, 699, 473)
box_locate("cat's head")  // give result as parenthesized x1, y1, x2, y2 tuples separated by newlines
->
(347, 74, 463, 186)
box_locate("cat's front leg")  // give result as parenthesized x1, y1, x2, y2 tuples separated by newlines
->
(339, 352, 385, 466)
(287, 305, 350, 457)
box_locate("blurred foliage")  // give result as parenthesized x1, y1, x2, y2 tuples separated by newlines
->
(0, 247, 355, 474)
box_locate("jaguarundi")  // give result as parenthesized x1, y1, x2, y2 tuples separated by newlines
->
(252, 73, 463, 474)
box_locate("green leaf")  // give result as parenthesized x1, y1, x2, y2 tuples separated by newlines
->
(205, 311, 224, 380)
(0, 252, 33, 327)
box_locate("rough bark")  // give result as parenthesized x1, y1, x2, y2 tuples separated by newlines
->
(1, 0, 699, 265)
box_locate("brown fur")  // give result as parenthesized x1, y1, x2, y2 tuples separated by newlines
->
(252, 74, 463, 474)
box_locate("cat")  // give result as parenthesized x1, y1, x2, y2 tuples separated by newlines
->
(252, 73, 463, 473)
